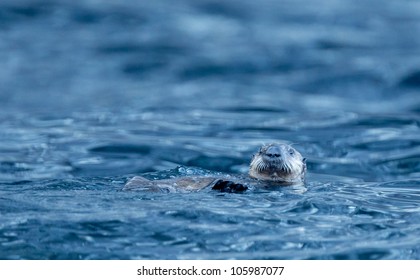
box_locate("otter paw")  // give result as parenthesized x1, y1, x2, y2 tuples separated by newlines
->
(212, 180, 248, 193)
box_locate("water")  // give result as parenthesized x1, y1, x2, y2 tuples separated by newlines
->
(0, 0, 419, 259)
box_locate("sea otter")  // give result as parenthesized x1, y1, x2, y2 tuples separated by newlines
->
(123, 143, 306, 193)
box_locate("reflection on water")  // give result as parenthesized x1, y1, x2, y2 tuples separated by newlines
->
(0, 0, 419, 259)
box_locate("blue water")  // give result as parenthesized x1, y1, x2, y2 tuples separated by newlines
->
(0, 0, 419, 259)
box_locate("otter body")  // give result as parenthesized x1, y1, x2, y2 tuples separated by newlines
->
(124, 143, 306, 193)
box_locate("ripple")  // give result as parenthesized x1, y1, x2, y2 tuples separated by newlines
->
(399, 70, 420, 88)
(1, 0, 420, 260)
(89, 144, 151, 155)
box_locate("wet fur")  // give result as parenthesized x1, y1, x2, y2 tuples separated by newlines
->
(124, 143, 306, 192)
(249, 143, 306, 183)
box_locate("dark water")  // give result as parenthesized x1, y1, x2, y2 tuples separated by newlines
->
(1, 0, 420, 259)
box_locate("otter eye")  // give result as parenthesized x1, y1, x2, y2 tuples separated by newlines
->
(289, 149, 295, 155)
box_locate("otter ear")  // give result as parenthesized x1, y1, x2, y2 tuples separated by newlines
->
(303, 158, 307, 163)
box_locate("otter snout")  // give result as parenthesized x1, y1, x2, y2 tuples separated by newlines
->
(265, 145, 282, 158)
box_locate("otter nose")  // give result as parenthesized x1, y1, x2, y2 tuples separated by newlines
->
(266, 146, 281, 158)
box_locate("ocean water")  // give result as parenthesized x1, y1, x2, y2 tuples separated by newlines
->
(0, 0, 419, 259)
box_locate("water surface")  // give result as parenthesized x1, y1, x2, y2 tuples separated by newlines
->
(0, 0, 419, 259)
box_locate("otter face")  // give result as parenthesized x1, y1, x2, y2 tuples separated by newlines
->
(249, 143, 306, 183)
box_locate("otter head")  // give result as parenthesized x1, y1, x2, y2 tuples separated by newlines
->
(249, 143, 306, 184)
